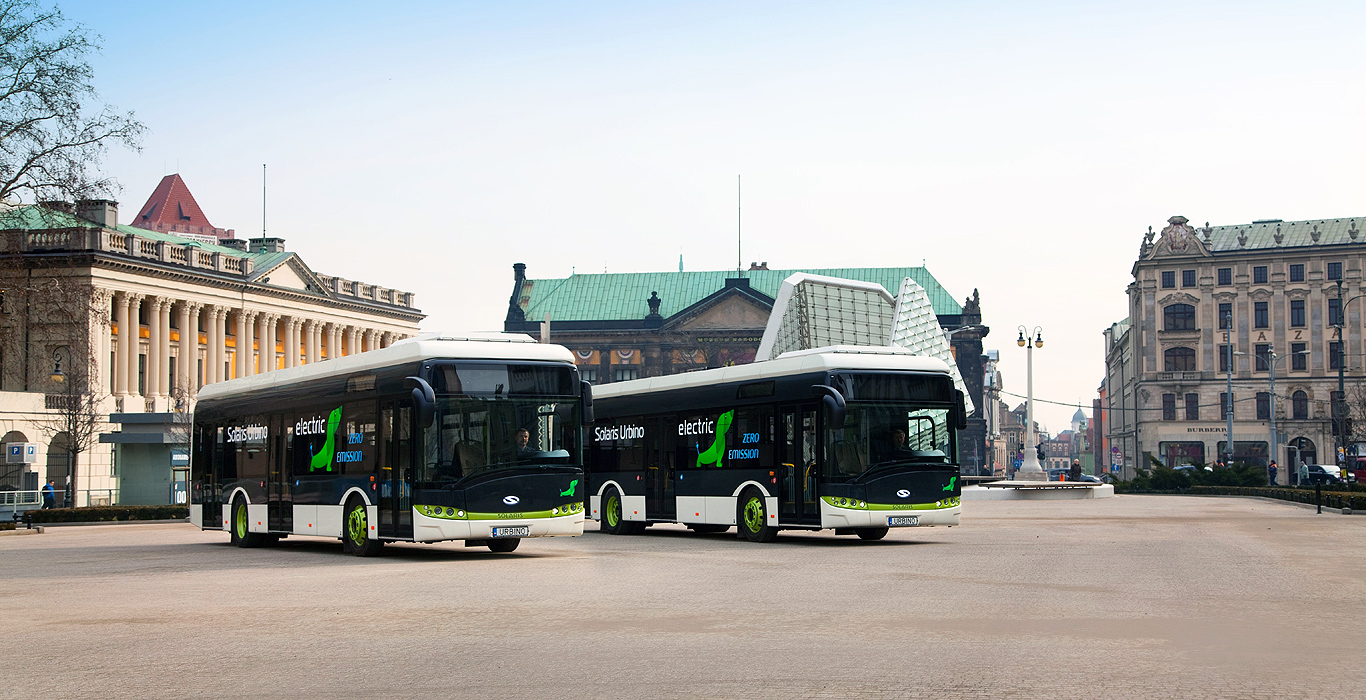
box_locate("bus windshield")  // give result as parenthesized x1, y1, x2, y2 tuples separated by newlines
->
(421, 397, 580, 485)
(826, 402, 955, 478)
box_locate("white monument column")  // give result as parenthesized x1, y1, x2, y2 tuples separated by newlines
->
(127, 294, 144, 397)
(1014, 325, 1048, 482)
(235, 310, 250, 378)
(157, 298, 172, 397)
(146, 297, 163, 398)
(178, 302, 197, 392)
(113, 292, 131, 396)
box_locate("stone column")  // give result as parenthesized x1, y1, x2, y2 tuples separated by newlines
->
(257, 313, 270, 374)
(157, 298, 172, 397)
(282, 318, 295, 368)
(178, 302, 198, 392)
(303, 320, 316, 364)
(266, 314, 279, 372)
(127, 294, 144, 397)
(146, 297, 163, 398)
(206, 306, 221, 384)
(235, 310, 250, 378)
(381, 331, 394, 348)
(114, 292, 132, 396)
(345, 326, 358, 357)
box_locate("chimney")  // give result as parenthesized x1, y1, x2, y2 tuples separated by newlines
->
(76, 199, 119, 228)
(219, 238, 249, 252)
(748, 261, 769, 271)
(39, 200, 75, 215)
(248, 237, 287, 253)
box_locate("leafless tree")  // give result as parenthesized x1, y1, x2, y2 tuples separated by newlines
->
(25, 273, 108, 505)
(0, 0, 143, 205)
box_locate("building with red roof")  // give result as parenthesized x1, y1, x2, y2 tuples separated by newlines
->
(129, 173, 234, 240)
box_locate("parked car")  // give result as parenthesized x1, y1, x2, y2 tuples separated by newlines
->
(1303, 464, 1342, 485)
(1173, 464, 1213, 472)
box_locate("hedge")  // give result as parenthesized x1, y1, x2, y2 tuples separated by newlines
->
(1188, 486, 1366, 511)
(25, 505, 189, 523)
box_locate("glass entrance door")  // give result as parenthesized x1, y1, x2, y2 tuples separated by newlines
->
(779, 406, 820, 525)
(646, 416, 676, 519)
(378, 402, 414, 538)
(267, 415, 292, 531)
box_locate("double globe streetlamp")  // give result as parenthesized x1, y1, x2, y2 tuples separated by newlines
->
(1015, 326, 1046, 481)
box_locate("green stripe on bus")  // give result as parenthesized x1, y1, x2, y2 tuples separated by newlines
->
(821, 496, 959, 511)
(415, 502, 583, 521)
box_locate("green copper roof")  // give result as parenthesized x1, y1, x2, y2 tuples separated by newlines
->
(0, 204, 254, 258)
(519, 267, 963, 322)
(1205, 217, 1363, 251)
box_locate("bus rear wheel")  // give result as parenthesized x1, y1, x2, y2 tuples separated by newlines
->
(487, 538, 520, 553)
(342, 499, 384, 557)
(737, 490, 778, 543)
(855, 527, 889, 541)
(601, 489, 643, 535)
(231, 497, 265, 548)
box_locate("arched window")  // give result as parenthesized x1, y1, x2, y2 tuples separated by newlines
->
(1164, 347, 1197, 371)
(1164, 303, 1196, 331)
(1292, 390, 1308, 420)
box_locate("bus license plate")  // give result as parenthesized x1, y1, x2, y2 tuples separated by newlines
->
(491, 526, 530, 538)
(888, 516, 919, 527)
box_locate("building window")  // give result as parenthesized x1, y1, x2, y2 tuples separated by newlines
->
(1290, 264, 1304, 282)
(1291, 342, 1307, 370)
(612, 367, 639, 383)
(1218, 268, 1232, 286)
(1328, 262, 1343, 280)
(1164, 347, 1196, 371)
(580, 368, 599, 384)
(1329, 297, 1343, 326)
(1255, 344, 1271, 372)
(1220, 392, 1233, 419)
(1290, 299, 1305, 327)
(1256, 392, 1271, 420)
(1164, 303, 1196, 331)
(1330, 341, 1343, 370)
(1253, 302, 1268, 328)
(1253, 266, 1268, 284)
(1185, 393, 1199, 421)
(1182, 270, 1196, 288)
(1218, 303, 1232, 329)
(1219, 345, 1232, 373)
(1161, 271, 1176, 289)
(1293, 390, 1308, 420)
(1162, 393, 1177, 421)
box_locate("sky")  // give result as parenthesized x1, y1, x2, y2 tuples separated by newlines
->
(56, 0, 1366, 432)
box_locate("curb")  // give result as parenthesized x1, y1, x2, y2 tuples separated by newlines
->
(0, 527, 43, 536)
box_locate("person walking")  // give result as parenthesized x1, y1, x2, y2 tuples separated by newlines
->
(41, 480, 55, 509)
(1069, 459, 1082, 482)
(1268, 461, 1278, 487)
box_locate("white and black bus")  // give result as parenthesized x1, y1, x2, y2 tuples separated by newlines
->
(586, 346, 963, 541)
(191, 333, 590, 555)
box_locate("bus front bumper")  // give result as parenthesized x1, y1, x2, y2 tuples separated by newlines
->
(412, 507, 585, 543)
(820, 497, 960, 529)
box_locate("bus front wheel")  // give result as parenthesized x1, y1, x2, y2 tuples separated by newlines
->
(855, 527, 888, 541)
(342, 499, 384, 557)
(737, 490, 778, 543)
(232, 497, 265, 548)
(487, 538, 520, 553)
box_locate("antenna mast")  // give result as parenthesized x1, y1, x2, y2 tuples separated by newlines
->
(262, 164, 267, 237)
(737, 174, 742, 276)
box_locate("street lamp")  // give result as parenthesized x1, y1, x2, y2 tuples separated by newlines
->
(1333, 280, 1366, 470)
(1015, 325, 1046, 481)
(50, 347, 66, 383)
(1267, 348, 1309, 485)
(1222, 307, 1245, 468)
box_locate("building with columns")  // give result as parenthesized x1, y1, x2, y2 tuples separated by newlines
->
(0, 175, 423, 506)
(1103, 214, 1364, 484)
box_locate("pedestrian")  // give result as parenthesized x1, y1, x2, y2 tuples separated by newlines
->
(1268, 461, 1278, 487)
(41, 480, 55, 509)
(1070, 459, 1082, 482)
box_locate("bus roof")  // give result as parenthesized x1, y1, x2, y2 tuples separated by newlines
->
(593, 345, 952, 399)
(196, 332, 576, 402)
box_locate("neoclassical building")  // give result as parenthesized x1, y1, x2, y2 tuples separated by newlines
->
(1103, 214, 1363, 482)
(0, 175, 423, 505)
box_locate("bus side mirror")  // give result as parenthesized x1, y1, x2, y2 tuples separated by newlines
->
(955, 390, 968, 429)
(811, 384, 846, 428)
(405, 376, 436, 429)
(581, 380, 595, 425)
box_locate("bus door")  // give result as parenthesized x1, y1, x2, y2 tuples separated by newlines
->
(378, 401, 415, 539)
(646, 416, 676, 519)
(779, 406, 821, 525)
(267, 415, 292, 532)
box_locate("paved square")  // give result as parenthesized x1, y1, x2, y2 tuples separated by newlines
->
(2, 495, 1363, 699)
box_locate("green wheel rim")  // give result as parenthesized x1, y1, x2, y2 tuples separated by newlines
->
(743, 497, 764, 533)
(235, 503, 248, 538)
(605, 494, 621, 528)
(347, 505, 367, 546)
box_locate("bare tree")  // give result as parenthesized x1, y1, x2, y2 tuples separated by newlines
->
(0, 0, 143, 205)
(26, 273, 108, 506)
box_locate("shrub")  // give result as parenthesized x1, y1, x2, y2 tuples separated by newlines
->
(25, 505, 188, 523)
(1189, 486, 1366, 510)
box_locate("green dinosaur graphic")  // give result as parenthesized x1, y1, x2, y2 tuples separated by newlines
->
(309, 407, 343, 472)
(695, 410, 734, 468)
(559, 480, 578, 497)
(943, 476, 957, 492)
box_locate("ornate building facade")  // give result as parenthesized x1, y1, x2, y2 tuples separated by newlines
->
(0, 175, 423, 506)
(1103, 215, 1363, 483)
